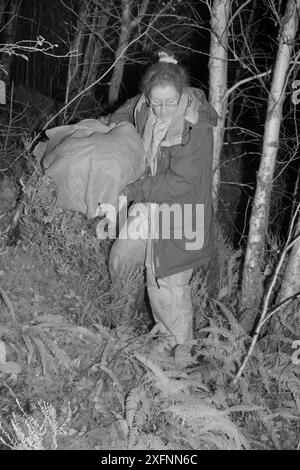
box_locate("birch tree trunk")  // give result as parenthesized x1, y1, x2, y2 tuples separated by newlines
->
(278, 215, 300, 297)
(239, 0, 300, 333)
(270, 202, 300, 332)
(208, 0, 231, 213)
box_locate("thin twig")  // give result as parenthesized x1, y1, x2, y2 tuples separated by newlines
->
(224, 70, 271, 103)
(0, 27, 150, 172)
(233, 203, 300, 385)
(224, 0, 254, 31)
(260, 292, 300, 328)
(220, 181, 254, 190)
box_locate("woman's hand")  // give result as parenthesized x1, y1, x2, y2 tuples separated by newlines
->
(99, 115, 110, 125)
(120, 166, 151, 203)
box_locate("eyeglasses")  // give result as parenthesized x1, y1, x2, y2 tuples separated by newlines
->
(146, 96, 181, 109)
(148, 102, 178, 109)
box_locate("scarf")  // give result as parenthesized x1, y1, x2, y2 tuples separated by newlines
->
(141, 89, 192, 175)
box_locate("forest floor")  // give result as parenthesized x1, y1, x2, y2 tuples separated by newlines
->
(0, 200, 299, 451)
(0, 238, 156, 450)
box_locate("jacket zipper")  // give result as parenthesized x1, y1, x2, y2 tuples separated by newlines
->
(150, 150, 160, 288)
(152, 233, 160, 289)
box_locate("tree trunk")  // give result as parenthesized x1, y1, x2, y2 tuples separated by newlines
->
(64, 0, 89, 111)
(239, 0, 300, 333)
(279, 215, 300, 292)
(79, 5, 98, 92)
(0, 0, 18, 84)
(108, 0, 132, 105)
(270, 197, 300, 332)
(208, 0, 231, 213)
(81, 8, 108, 96)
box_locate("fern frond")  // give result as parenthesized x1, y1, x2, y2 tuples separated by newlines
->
(21, 334, 34, 366)
(213, 300, 246, 335)
(198, 326, 238, 345)
(29, 335, 49, 376)
(135, 353, 188, 396)
(224, 405, 265, 414)
(168, 401, 247, 450)
(260, 415, 281, 449)
(34, 314, 65, 325)
(125, 388, 141, 429)
(255, 351, 272, 394)
(30, 327, 71, 369)
(132, 432, 171, 450)
(167, 398, 218, 420)
(125, 386, 149, 450)
(100, 365, 123, 393)
(70, 325, 107, 344)
(266, 408, 300, 420)
(111, 411, 129, 438)
(182, 372, 211, 392)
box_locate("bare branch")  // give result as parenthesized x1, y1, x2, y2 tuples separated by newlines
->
(224, 70, 272, 102)
(234, 203, 300, 384)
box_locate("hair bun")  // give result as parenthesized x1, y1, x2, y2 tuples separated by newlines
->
(158, 51, 178, 65)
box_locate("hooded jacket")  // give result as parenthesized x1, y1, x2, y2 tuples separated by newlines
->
(110, 87, 218, 279)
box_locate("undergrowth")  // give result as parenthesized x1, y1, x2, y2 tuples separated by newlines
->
(0, 148, 299, 450)
(3, 299, 298, 450)
(18, 154, 145, 329)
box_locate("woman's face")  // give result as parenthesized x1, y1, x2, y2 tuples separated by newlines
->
(148, 83, 181, 121)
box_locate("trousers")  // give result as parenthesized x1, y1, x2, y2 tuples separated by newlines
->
(108, 203, 193, 346)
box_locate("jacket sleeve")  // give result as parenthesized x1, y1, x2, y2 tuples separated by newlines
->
(125, 126, 213, 204)
(109, 94, 141, 125)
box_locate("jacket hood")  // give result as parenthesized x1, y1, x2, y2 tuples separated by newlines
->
(186, 87, 218, 127)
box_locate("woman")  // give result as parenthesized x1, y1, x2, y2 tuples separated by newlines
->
(108, 51, 218, 348)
